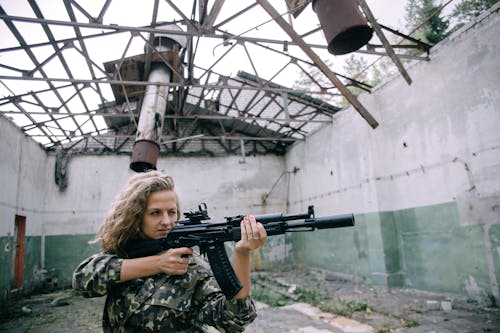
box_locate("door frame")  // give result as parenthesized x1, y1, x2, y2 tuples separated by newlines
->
(13, 215, 26, 288)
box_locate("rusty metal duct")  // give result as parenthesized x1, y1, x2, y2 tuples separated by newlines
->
(130, 24, 186, 172)
(312, 0, 373, 55)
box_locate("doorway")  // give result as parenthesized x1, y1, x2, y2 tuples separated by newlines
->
(13, 215, 26, 288)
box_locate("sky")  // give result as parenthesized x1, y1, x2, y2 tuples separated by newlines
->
(359, 0, 406, 27)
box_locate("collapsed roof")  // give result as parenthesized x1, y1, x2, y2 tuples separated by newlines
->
(0, 0, 429, 157)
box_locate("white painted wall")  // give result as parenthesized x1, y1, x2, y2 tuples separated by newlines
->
(0, 115, 49, 235)
(286, 6, 500, 223)
(282, 8, 500, 300)
(1, 149, 287, 237)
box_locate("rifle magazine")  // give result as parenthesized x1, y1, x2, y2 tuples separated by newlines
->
(205, 242, 243, 299)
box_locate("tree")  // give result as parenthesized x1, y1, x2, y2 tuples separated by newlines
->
(334, 55, 370, 108)
(404, 0, 451, 45)
(292, 59, 343, 105)
(292, 55, 388, 109)
(450, 0, 499, 29)
(421, 0, 450, 44)
(405, 0, 422, 30)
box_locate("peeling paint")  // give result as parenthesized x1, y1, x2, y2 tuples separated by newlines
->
(465, 276, 482, 297)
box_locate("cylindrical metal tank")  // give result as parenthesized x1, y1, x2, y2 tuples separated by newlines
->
(312, 0, 373, 55)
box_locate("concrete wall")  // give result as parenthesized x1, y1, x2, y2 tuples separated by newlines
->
(284, 6, 500, 302)
(0, 114, 50, 299)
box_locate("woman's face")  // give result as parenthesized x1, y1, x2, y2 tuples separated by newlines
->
(141, 190, 178, 239)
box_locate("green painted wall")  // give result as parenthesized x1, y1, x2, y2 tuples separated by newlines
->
(490, 224, 500, 291)
(292, 216, 372, 280)
(0, 237, 14, 301)
(0, 234, 99, 303)
(0, 236, 41, 302)
(394, 203, 491, 296)
(23, 236, 42, 290)
(44, 234, 101, 287)
(292, 201, 499, 300)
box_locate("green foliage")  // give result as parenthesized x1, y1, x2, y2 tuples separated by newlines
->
(250, 275, 295, 307)
(319, 298, 369, 317)
(251, 282, 294, 307)
(337, 53, 397, 107)
(374, 318, 419, 332)
(405, 319, 420, 327)
(404, 0, 450, 45)
(450, 0, 499, 27)
(294, 287, 328, 304)
(405, 0, 498, 43)
(294, 286, 369, 318)
(405, 0, 424, 30)
(377, 329, 392, 333)
(251, 277, 370, 318)
(422, 0, 450, 44)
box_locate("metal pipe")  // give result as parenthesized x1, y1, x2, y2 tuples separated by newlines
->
(130, 24, 187, 172)
(130, 54, 171, 172)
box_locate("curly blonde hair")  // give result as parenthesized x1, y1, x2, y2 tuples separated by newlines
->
(92, 171, 181, 255)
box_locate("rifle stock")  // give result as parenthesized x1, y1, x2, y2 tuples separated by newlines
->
(123, 205, 354, 299)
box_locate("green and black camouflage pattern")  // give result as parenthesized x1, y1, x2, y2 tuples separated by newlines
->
(73, 253, 257, 332)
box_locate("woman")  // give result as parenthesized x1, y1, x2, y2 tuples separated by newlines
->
(73, 171, 267, 332)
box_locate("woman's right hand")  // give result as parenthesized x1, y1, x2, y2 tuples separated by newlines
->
(156, 247, 194, 275)
(120, 247, 194, 281)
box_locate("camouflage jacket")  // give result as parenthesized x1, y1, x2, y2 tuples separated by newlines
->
(72, 253, 257, 332)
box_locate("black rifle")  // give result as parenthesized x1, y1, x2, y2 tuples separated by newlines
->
(123, 204, 354, 299)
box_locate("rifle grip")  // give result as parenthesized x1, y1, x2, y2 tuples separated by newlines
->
(205, 242, 243, 299)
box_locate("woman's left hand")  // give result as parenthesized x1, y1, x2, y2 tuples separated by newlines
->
(234, 215, 267, 253)
(232, 215, 268, 299)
